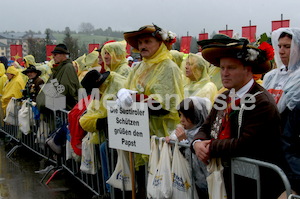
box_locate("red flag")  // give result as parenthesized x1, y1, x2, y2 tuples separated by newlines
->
(46, 45, 56, 61)
(198, 33, 208, 41)
(242, 26, 257, 43)
(126, 43, 131, 56)
(88, 44, 100, 53)
(10, 45, 23, 64)
(272, 20, 290, 31)
(219, 30, 233, 38)
(180, 36, 192, 54)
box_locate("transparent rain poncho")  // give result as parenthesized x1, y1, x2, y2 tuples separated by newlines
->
(79, 71, 127, 133)
(126, 42, 184, 168)
(101, 41, 131, 77)
(208, 64, 223, 91)
(126, 43, 184, 137)
(263, 28, 300, 113)
(23, 55, 36, 66)
(183, 53, 218, 104)
(170, 50, 184, 68)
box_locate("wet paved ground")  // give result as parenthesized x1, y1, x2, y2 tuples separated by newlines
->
(0, 136, 95, 199)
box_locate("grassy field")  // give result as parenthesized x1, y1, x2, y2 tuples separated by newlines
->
(52, 33, 123, 46)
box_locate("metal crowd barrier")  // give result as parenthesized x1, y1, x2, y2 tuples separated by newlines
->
(1, 98, 300, 199)
(231, 157, 293, 199)
(0, 99, 105, 197)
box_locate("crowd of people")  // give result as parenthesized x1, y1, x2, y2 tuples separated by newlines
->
(1, 25, 300, 199)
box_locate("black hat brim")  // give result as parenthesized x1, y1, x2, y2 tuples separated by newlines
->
(22, 69, 42, 76)
(202, 44, 272, 74)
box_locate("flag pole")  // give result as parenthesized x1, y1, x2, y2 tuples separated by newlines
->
(129, 152, 136, 199)
(249, 20, 252, 42)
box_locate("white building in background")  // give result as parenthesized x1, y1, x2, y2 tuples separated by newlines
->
(0, 32, 56, 59)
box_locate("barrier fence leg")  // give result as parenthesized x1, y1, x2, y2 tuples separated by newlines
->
(6, 141, 22, 158)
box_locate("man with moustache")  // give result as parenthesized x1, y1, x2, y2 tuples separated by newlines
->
(118, 24, 184, 139)
(116, 25, 184, 198)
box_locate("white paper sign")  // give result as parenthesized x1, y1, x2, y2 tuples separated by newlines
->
(107, 101, 150, 155)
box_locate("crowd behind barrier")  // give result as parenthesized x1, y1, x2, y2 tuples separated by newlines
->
(0, 98, 298, 199)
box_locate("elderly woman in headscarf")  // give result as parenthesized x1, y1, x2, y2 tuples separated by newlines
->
(184, 53, 218, 104)
(101, 41, 131, 77)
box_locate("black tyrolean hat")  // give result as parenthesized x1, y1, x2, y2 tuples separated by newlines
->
(22, 64, 42, 76)
(51, 44, 70, 54)
(81, 70, 110, 93)
(201, 39, 272, 74)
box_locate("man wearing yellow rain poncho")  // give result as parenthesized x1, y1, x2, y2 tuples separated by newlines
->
(117, 25, 183, 172)
(0, 63, 7, 125)
(101, 41, 131, 77)
(2, 66, 26, 116)
(184, 53, 218, 104)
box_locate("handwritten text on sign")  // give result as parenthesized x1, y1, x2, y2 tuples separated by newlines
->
(107, 101, 150, 155)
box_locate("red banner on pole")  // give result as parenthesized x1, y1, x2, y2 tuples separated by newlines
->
(88, 44, 100, 53)
(219, 30, 233, 38)
(126, 43, 131, 56)
(272, 20, 290, 31)
(242, 25, 257, 43)
(198, 33, 208, 41)
(46, 45, 56, 61)
(180, 36, 192, 54)
(10, 45, 23, 64)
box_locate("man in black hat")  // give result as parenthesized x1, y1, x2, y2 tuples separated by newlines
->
(191, 39, 285, 199)
(22, 64, 44, 102)
(37, 43, 80, 111)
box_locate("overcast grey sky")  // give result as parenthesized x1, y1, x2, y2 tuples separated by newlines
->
(2, 0, 300, 38)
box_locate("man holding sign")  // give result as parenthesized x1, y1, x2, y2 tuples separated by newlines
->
(114, 24, 184, 198)
(118, 24, 184, 138)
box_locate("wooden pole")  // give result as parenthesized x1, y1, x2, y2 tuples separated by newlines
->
(129, 152, 136, 199)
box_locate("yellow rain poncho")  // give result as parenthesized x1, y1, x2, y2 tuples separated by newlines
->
(74, 54, 87, 77)
(2, 66, 26, 115)
(23, 55, 36, 67)
(127, 43, 184, 137)
(170, 50, 184, 68)
(0, 63, 7, 124)
(208, 64, 223, 90)
(101, 41, 131, 77)
(78, 50, 101, 82)
(36, 63, 51, 82)
(0, 63, 7, 96)
(126, 43, 184, 169)
(184, 53, 218, 103)
(79, 71, 127, 133)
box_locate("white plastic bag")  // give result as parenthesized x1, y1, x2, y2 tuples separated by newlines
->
(18, 100, 33, 135)
(65, 126, 73, 160)
(147, 136, 159, 198)
(106, 149, 133, 191)
(35, 121, 50, 145)
(80, 132, 97, 174)
(149, 138, 173, 199)
(206, 158, 227, 199)
(3, 97, 16, 125)
(171, 141, 199, 199)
